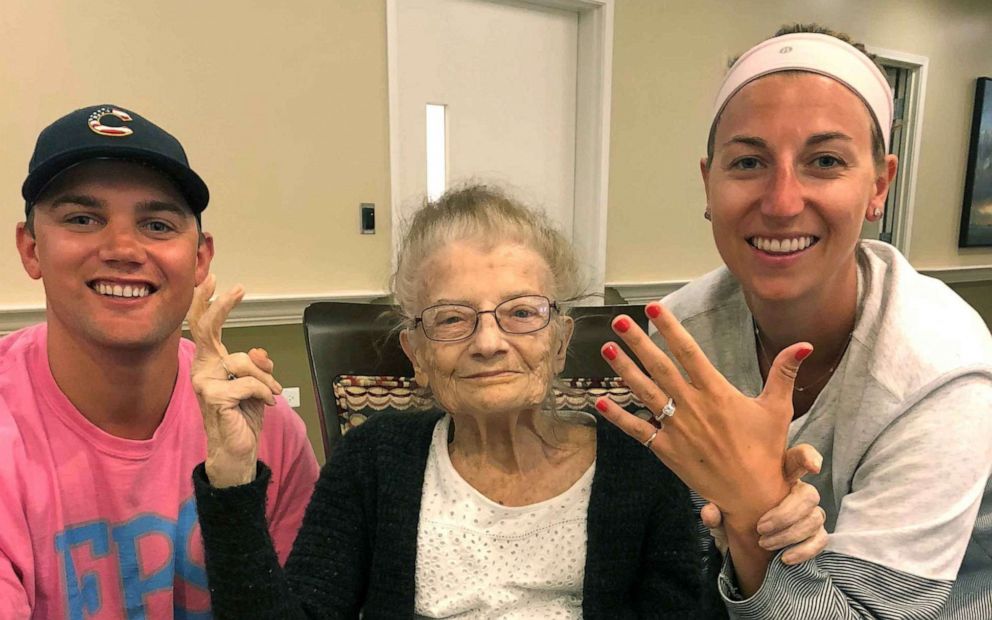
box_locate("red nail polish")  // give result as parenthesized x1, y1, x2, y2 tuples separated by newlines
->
(795, 347, 813, 362)
(595, 398, 609, 413)
(646, 303, 661, 319)
(602, 343, 618, 361)
(613, 317, 630, 333)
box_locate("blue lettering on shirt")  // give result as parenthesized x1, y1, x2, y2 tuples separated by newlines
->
(54, 497, 211, 620)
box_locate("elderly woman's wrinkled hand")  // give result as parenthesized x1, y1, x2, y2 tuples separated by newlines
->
(595, 301, 812, 529)
(702, 444, 828, 564)
(188, 274, 282, 488)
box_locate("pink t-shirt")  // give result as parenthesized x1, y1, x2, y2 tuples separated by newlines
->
(0, 324, 320, 619)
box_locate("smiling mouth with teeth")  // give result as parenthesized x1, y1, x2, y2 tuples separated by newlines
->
(749, 236, 819, 254)
(89, 281, 154, 299)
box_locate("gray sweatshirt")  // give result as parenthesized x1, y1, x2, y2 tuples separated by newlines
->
(659, 240, 992, 619)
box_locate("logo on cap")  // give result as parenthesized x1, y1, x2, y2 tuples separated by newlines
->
(779, 46, 793, 54)
(88, 107, 133, 137)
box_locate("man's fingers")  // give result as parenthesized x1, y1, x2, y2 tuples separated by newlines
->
(784, 443, 823, 482)
(700, 502, 723, 529)
(781, 527, 829, 565)
(224, 352, 282, 395)
(759, 506, 826, 550)
(756, 480, 821, 535)
(759, 342, 813, 409)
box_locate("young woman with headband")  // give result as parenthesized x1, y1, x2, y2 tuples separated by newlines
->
(596, 24, 992, 619)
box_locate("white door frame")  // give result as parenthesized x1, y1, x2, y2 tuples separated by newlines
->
(386, 0, 615, 297)
(868, 46, 929, 260)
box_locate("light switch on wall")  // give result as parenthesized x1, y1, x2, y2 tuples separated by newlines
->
(360, 203, 375, 234)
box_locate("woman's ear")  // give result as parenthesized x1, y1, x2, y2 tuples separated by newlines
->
(866, 154, 898, 220)
(699, 156, 712, 202)
(400, 329, 430, 388)
(553, 316, 575, 374)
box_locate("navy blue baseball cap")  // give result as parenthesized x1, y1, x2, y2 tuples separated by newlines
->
(22, 104, 209, 216)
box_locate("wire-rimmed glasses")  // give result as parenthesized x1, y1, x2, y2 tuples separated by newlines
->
(414, 295, 558, 342)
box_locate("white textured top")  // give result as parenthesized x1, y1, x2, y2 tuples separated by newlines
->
(414, 414, 595, 619)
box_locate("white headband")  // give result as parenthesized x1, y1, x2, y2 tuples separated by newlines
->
(710, 33, 893, 153)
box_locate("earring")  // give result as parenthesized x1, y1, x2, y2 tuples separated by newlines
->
(704, 207, 712, 221)
(870, 207, 883, 221)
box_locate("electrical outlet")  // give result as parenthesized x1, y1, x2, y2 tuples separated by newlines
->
(283, 387, 301, 408)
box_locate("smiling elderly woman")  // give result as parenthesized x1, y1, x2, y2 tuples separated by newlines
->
(188, 185, 826, 619)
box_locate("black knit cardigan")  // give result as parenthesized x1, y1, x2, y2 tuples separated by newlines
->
(194, 410, 724, 619)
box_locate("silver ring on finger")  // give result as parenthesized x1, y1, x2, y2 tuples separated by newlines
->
(652, 396, 676, 422)
(642, 429, 659, 448)
(220, 360, 237, 381)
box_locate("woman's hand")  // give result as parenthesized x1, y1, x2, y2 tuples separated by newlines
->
(595, 302, 811, 525)
(594, 301, 811, 596)
(702, 444, 828, 564)
(188, 274, 283, 488)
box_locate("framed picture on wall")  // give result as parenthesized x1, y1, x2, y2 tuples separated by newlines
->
(959, 77, 992, 247)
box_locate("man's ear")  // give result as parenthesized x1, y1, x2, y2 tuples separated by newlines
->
(400, 329, 430, 388)
(16, 222, 42, 280)
(194, 232, 215, 285)
(553, 315, 575, 374)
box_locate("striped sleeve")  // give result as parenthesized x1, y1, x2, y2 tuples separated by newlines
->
(695, 374, 992, 619)
(719, 550, 952, 619)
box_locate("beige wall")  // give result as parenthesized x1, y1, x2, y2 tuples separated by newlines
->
(1, 1, 393, 309)
(3, 1, 991, 463)
(7, 1, 990, 305)
(608, 0, 992, 284)
(952, 281, 992, 328)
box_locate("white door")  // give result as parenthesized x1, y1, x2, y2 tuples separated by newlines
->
(391, 0, 577, 238)
(388, 0, 614, 295)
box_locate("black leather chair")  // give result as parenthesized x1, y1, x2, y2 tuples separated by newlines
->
(303, 301, 647, 457)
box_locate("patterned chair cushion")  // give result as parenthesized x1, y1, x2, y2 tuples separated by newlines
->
(332, 375, 648, 436)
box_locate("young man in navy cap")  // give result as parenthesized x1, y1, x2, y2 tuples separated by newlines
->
(0, 105, 319, 618)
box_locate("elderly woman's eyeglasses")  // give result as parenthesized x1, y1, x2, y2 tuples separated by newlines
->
(414, 295, 559, 342)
